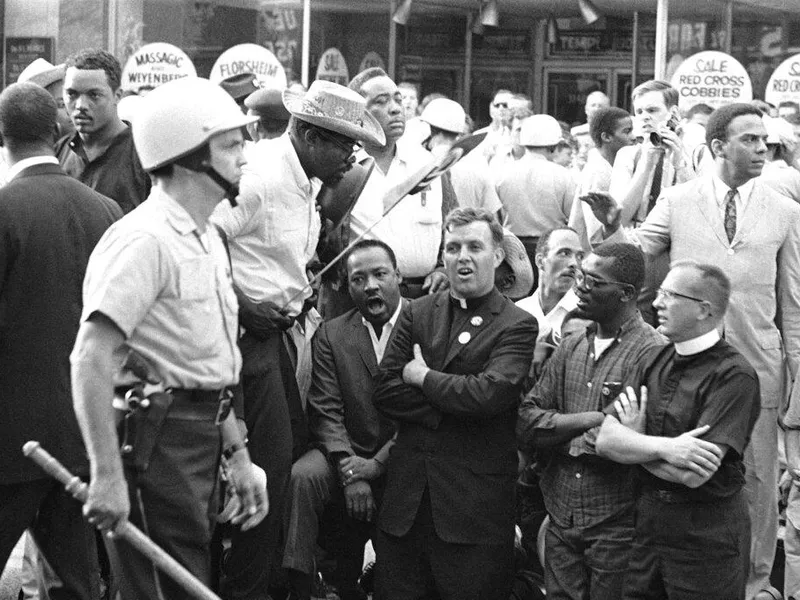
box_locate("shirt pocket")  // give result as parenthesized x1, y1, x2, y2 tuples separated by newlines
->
(177, 258, 214, 300)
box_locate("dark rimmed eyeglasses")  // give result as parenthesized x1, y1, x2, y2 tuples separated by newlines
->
(656, 288, 706, 303)
(315, 127, 362, 154)
(575, 270, 631, 291)
(493, 102, 509, 109)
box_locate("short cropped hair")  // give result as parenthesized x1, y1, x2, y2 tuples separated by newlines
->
(631, 80, 678, 109)
(444, 207, 503, 248)
(589, 107, 631, 147)
(0, 82, 57, 147)
(349, 67, 388, 97)
(344, 239, 398, 272)
(593, 242, 646, 293)
(705, 103, 763, 157)
(65, 48, 122, 91)
(536, 227, 578, 258)
(686, 103, 713, 120)
(671, 260, 731, 316)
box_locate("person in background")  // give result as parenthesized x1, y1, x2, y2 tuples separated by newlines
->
(17, 58, 73, 138)
(243, 87, 291, 142)
(570, 90, 610, 171)
(779, 101, 800, 120)
(219, 72, 260, 114)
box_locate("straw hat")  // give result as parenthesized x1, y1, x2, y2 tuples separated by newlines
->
(500, 229, 534, 299)
(283, 80, 385, 146)
(17, 58, 66, 89)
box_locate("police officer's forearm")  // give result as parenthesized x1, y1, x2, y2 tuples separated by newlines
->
(71, 321, 126, 482)
(220, 410, 251, 461)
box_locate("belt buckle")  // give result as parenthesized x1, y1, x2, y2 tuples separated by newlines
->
(215, 388, 233, 425)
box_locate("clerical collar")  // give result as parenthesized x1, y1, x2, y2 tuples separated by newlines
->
(450, 289, 493, 311)
(674, 329, 720, 356)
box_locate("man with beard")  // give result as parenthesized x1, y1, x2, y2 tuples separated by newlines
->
(282, 239, 402, 600)
(516, 243, 664, 600)
(373, 207, 537, 600)
(210, 80, 384, 600)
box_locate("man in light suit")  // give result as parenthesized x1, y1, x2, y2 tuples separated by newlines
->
(585, 102, 800, 600)
(282, 239, 401, 600)
(373, 207, 538, 600)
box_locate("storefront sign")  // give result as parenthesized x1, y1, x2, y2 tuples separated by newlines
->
(359, 52, 385, 73)
(765, 54, 800, 107)
(259, 8, 302, 84)
(316, 48, 349, 86)
(549, 31, 655, 56)
(121, 43, 196, 94)
(210, 43, 287, 89)
(4, 37, 53, 88)
(670, 51, 752, 111)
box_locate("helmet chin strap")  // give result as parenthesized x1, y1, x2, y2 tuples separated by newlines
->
(202, 165, 240, 207)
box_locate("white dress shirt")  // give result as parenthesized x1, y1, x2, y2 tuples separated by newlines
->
(711, 174, 755, 223)
(5, 156, 59, 182)
(362, 301, 404, 363)
(516, 287, 579, 344)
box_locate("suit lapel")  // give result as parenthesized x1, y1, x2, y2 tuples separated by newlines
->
(442, 290, 505, 370)
(695, 177, 730, 247)
(430, 295, 452, 370)
(354, 298, 409, 375)
(732, 183, 766, 247)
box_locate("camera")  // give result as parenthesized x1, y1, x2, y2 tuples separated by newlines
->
(649, 115, 679, 146)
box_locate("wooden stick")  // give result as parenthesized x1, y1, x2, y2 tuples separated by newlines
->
(23, 441, 222, 600)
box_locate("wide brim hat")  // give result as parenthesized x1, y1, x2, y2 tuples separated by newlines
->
(283, 79, 386, 147)
(17, 58, 65, 89)
(501, 228, 534, 300)
(245, 87, 290, 121)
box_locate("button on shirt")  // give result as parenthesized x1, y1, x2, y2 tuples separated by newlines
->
(80, 188, 241, 389)
(495, 153, 577, 239)
(362, 301, 404, 363)
(517, 312, 664, 528)
(211, 134, 322, 317)
(349, 140, 443, 278)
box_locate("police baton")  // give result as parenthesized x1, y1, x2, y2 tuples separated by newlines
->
(278, 131, 487, 313)
(23, 441, 222, 600)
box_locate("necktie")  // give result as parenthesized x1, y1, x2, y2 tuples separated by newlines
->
(646, 149, 665, 214)
(724, 188, 737, 243)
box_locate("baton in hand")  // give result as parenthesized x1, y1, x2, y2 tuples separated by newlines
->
(23, 441, 222, 600)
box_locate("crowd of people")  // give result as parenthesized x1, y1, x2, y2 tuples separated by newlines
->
(2, 42, 800, 600)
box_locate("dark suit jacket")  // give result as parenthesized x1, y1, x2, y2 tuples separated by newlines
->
(374, 289, 538, 544)
(307, 306, 400, 461)
(0, 163, 122, 482)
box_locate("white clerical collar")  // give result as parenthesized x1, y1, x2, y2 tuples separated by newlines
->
(674, 328, 720, 356)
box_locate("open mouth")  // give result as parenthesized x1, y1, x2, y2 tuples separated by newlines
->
(366, 296, 385, 312)
(456, 267, 474, 278)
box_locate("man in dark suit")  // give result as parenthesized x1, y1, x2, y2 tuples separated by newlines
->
(282, 239, 402, 600)
(0, 82, 121, 598)
(373, 207, 538, 600)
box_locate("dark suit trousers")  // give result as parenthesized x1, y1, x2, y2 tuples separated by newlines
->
(221, 330, 296, 599)
(0, 479, 102, 600)
(374, 488, 514, 600)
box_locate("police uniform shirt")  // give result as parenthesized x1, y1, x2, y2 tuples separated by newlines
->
(80, 187, 241, 389)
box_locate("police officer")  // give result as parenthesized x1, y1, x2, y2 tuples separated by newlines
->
(70, 77, 268, 600)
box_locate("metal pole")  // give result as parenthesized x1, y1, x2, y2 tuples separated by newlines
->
(464, 12, 473, 114)
(654, 0, 669, 80)
(301, 0, 311, 86)
(631, 11, 640, 91)
(722, 0, 733, 54)
(389, 0, 398, 80)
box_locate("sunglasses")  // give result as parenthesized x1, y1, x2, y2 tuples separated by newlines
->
(315, 127, 362, 154)
(493, 102, 509, 109)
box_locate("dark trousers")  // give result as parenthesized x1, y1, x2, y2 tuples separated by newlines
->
(544, 510, 634, 600)
(106, 408, 221, 600)
(374, 489, 514, 600)
(220, 330, 297, 599)
(0, 479, 102, 600)
(622, 490, 750, 600)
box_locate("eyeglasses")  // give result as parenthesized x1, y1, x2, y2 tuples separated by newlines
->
(493, 102, 509, 109)
(315, 127, 362, 154)
(656, 288, 706, 303)
(575, 270, 631, 291)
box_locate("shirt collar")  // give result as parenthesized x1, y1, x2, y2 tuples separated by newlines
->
(533, 287, 579, 317)
(5, 156, 58, 182)
(712, 173, 755, 208)
(361, 299, 404, 335)
(674, 328, 720, 356)
(585, 310, 647, 342)
(156, 187, 199, 236)
(450, 288, 494, 311)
